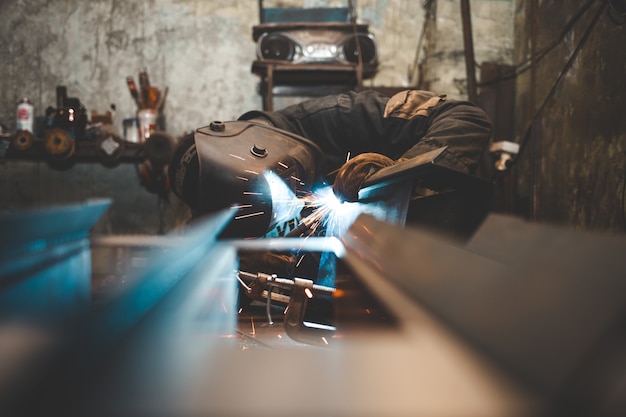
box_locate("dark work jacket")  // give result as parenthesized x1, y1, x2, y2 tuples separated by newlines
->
(239, 89, 493, 176)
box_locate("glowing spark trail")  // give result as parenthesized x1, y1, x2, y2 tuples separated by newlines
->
(285, 185, 363, 238)
(235, 211, 265, 220)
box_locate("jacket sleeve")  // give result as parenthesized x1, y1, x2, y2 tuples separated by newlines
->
(396, 99, 492, 175)
(379, 89, 492, 175)
(238, 90, 390, 171)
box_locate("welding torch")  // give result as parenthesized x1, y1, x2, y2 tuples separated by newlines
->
(238, 271, 335, 295)
(237, 270, 335, 321)
(284, 205, 332, 237)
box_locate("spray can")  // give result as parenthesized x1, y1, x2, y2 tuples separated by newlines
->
(16, 97, 34, 133)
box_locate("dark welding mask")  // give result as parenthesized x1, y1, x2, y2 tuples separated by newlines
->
(169, 120, 325, 238)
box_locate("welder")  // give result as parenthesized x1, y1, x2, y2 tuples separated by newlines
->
(169, 89, 492, 237)
(169, 89, 492, 309)
(238, 89, 492, 203)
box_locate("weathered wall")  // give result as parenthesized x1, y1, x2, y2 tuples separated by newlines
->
(0, 0, 514, 234)
(0, 0, 260, 135)
(512, 0, 626, 233)
(420, 0, 514, 99)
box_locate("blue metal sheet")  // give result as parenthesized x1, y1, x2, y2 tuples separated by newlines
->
(0, 199, 111, 322)
(263, 7, 349, 23)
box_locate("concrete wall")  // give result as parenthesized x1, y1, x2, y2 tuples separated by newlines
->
(0, 0, 514, 234)
(512, 0, 626, 232)
(421, 0, 514, 99)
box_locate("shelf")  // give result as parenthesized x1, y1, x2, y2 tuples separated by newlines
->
(252, 60, 375, 111)
(1, 138, 145, 168)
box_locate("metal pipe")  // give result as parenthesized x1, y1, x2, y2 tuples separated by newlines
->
(530, 0, 540, 221)
(460, 0, 478, 103)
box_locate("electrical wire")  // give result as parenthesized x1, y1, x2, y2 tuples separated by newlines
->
(478, 0, 599, 87)
(622, 163, 626, 233)
(348, 0, 364, 90)
(607, 0, 626, 24)
(408, 0, 436, 86)
(515, 0, 607, 163)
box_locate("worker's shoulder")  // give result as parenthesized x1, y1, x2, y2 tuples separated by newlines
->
(383, 89, 447, 120)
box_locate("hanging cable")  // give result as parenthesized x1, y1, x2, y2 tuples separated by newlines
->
(607, 0, 626, 23)
(622, 162, 626, 233)
(408, 0, 436, 86)
(515, 0, 607, 162)
(478, 0, 599, 87)
(348, 0, 364, 91)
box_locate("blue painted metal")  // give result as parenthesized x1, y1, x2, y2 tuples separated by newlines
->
(0, 199, 111, 322)
(263, 7, 349, 23)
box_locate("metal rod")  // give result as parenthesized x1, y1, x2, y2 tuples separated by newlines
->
(238, 270, 336, 297)
(460, 0, 478, 103)
(266, 286, 274, 325)
(530, 0, 540, 221)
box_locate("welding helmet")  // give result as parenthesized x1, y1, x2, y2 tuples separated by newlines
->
(169, 120, 325, 238)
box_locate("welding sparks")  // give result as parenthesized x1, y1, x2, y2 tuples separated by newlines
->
(253, 172, 372, 238)
(290, 185, 365, 238)
(264, 171, 304, 225)
(235, 211, 265, 220)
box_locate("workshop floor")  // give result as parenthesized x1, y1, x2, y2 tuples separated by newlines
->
(236, 301, 313, 349)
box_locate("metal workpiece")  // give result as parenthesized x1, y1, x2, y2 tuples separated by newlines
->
(0, 199, 112, 326)
(3, 209, 237, 417)
(359, 146, 447, 194)
(358, 145, 493, 201)
(7, 199, 626, 416)
(11, 207, 626, 417)
(341, 212, 626, 417)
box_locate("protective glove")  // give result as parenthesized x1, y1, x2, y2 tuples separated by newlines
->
(332, 153, 395, 202)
